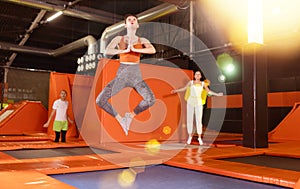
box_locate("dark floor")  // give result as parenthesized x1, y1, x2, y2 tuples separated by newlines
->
(3, 147, 116, 159)
(222, 155, 300, 172)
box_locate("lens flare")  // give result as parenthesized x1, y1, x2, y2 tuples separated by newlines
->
(163, 126, 171, 135)
(129, 157, 146, 174)
(145, 139, 160, 155)
(218, 74, 226, 83)
(118, 169, 136, 187)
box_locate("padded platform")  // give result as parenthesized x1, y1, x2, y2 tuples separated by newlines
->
(0, 101, 48, 135)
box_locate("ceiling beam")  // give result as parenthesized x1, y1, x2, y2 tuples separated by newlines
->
(159, 0, 190, 9)
(5, 0, 123, 24)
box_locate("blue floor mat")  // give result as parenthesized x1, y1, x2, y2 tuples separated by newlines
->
(51, 164, 288, 189)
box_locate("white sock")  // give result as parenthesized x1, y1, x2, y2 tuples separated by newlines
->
(198, 137, 203, 145)
(116, 114, 122, 122)
(128, 112, 134, 118)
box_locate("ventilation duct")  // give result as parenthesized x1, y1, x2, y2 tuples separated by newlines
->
(0, 35, 97, 57)
(0, 2, 179, 56)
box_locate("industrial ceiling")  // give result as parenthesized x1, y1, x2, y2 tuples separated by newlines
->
(0, 0, 191, 73)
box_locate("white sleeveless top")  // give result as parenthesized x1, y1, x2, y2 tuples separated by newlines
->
(187, 80, 204, 106)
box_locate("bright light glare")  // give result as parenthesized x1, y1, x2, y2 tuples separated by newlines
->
(201, 0, 300, 48)
(248, 0, 263, 44)
(218, 75, 226, 83)
(272, 6, 281, 15)
(46, 11, 63, 22)
(225, 63, 235, 74)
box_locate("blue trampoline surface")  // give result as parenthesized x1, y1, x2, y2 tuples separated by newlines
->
(51, 164, 288, 189)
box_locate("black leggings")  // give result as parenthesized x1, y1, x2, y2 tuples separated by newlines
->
(55, 130, 67, 142)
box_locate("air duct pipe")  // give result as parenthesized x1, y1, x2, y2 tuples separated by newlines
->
(51, 35, 97, 56)
(0, 35, 97, 57)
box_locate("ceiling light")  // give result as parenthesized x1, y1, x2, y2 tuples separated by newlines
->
(46, 11, 63, 22)
(248, 0, 263, 44)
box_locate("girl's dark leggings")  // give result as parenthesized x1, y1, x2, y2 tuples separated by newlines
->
(55, 130, 67, 142)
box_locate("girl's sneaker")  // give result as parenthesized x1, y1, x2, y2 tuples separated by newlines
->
(198, 137, 203, 145)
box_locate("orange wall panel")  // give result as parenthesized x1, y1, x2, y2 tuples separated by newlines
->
(207, 92, 300, 108)
(80, 58, 193, 145)
(47, 73, 77, 138)
(268, 91, 300, 107)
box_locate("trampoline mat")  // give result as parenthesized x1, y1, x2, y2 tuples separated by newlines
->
(222, 155, 300, 172)
(51, 164, 288, 189)
(214, 140, 243, 145)
(214, 140, 277, 146)
(3, 147, 117, 159)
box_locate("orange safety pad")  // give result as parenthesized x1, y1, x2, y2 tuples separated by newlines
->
(0, 171, 76, 189)
(0, 134, 50, 142)
(207, 94, 242, 108)
(269, 102, 300, 141)
(165, 144, 300, 188)
(71, 74, 94, 140)
(268, 91, 300, 107)
(47, 72, 77, 138)
(0, 153, 121, 175)
(0, 139, 87, 151)
(0, 101, 47, 135)
(265, 141, 300, 158)
(295, 178, 300, 189)
(207, 92, 300, 109)
(80, 58, 192, 144)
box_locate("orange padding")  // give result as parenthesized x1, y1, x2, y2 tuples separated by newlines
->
(207, 91, 300, 108)
(47, 73, 78, 138)
(0, 101, 47, 135)
(268, 91, 300, 107)
(207, 95, 242, 108)
(269, 102, 300, 141)
(0, 171, 76, 189)
(165, 146, 300, 188)
(80, 58, 193, 144)
(295, 179, 300, 189)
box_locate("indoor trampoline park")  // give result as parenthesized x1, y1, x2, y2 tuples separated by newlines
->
(0, 1, 300, 189)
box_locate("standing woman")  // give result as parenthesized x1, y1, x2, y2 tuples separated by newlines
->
(172, 71, 223, 145)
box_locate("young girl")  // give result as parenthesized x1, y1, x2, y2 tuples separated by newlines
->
(172, 71, 223, 145)
(44, 90, 74, 142)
